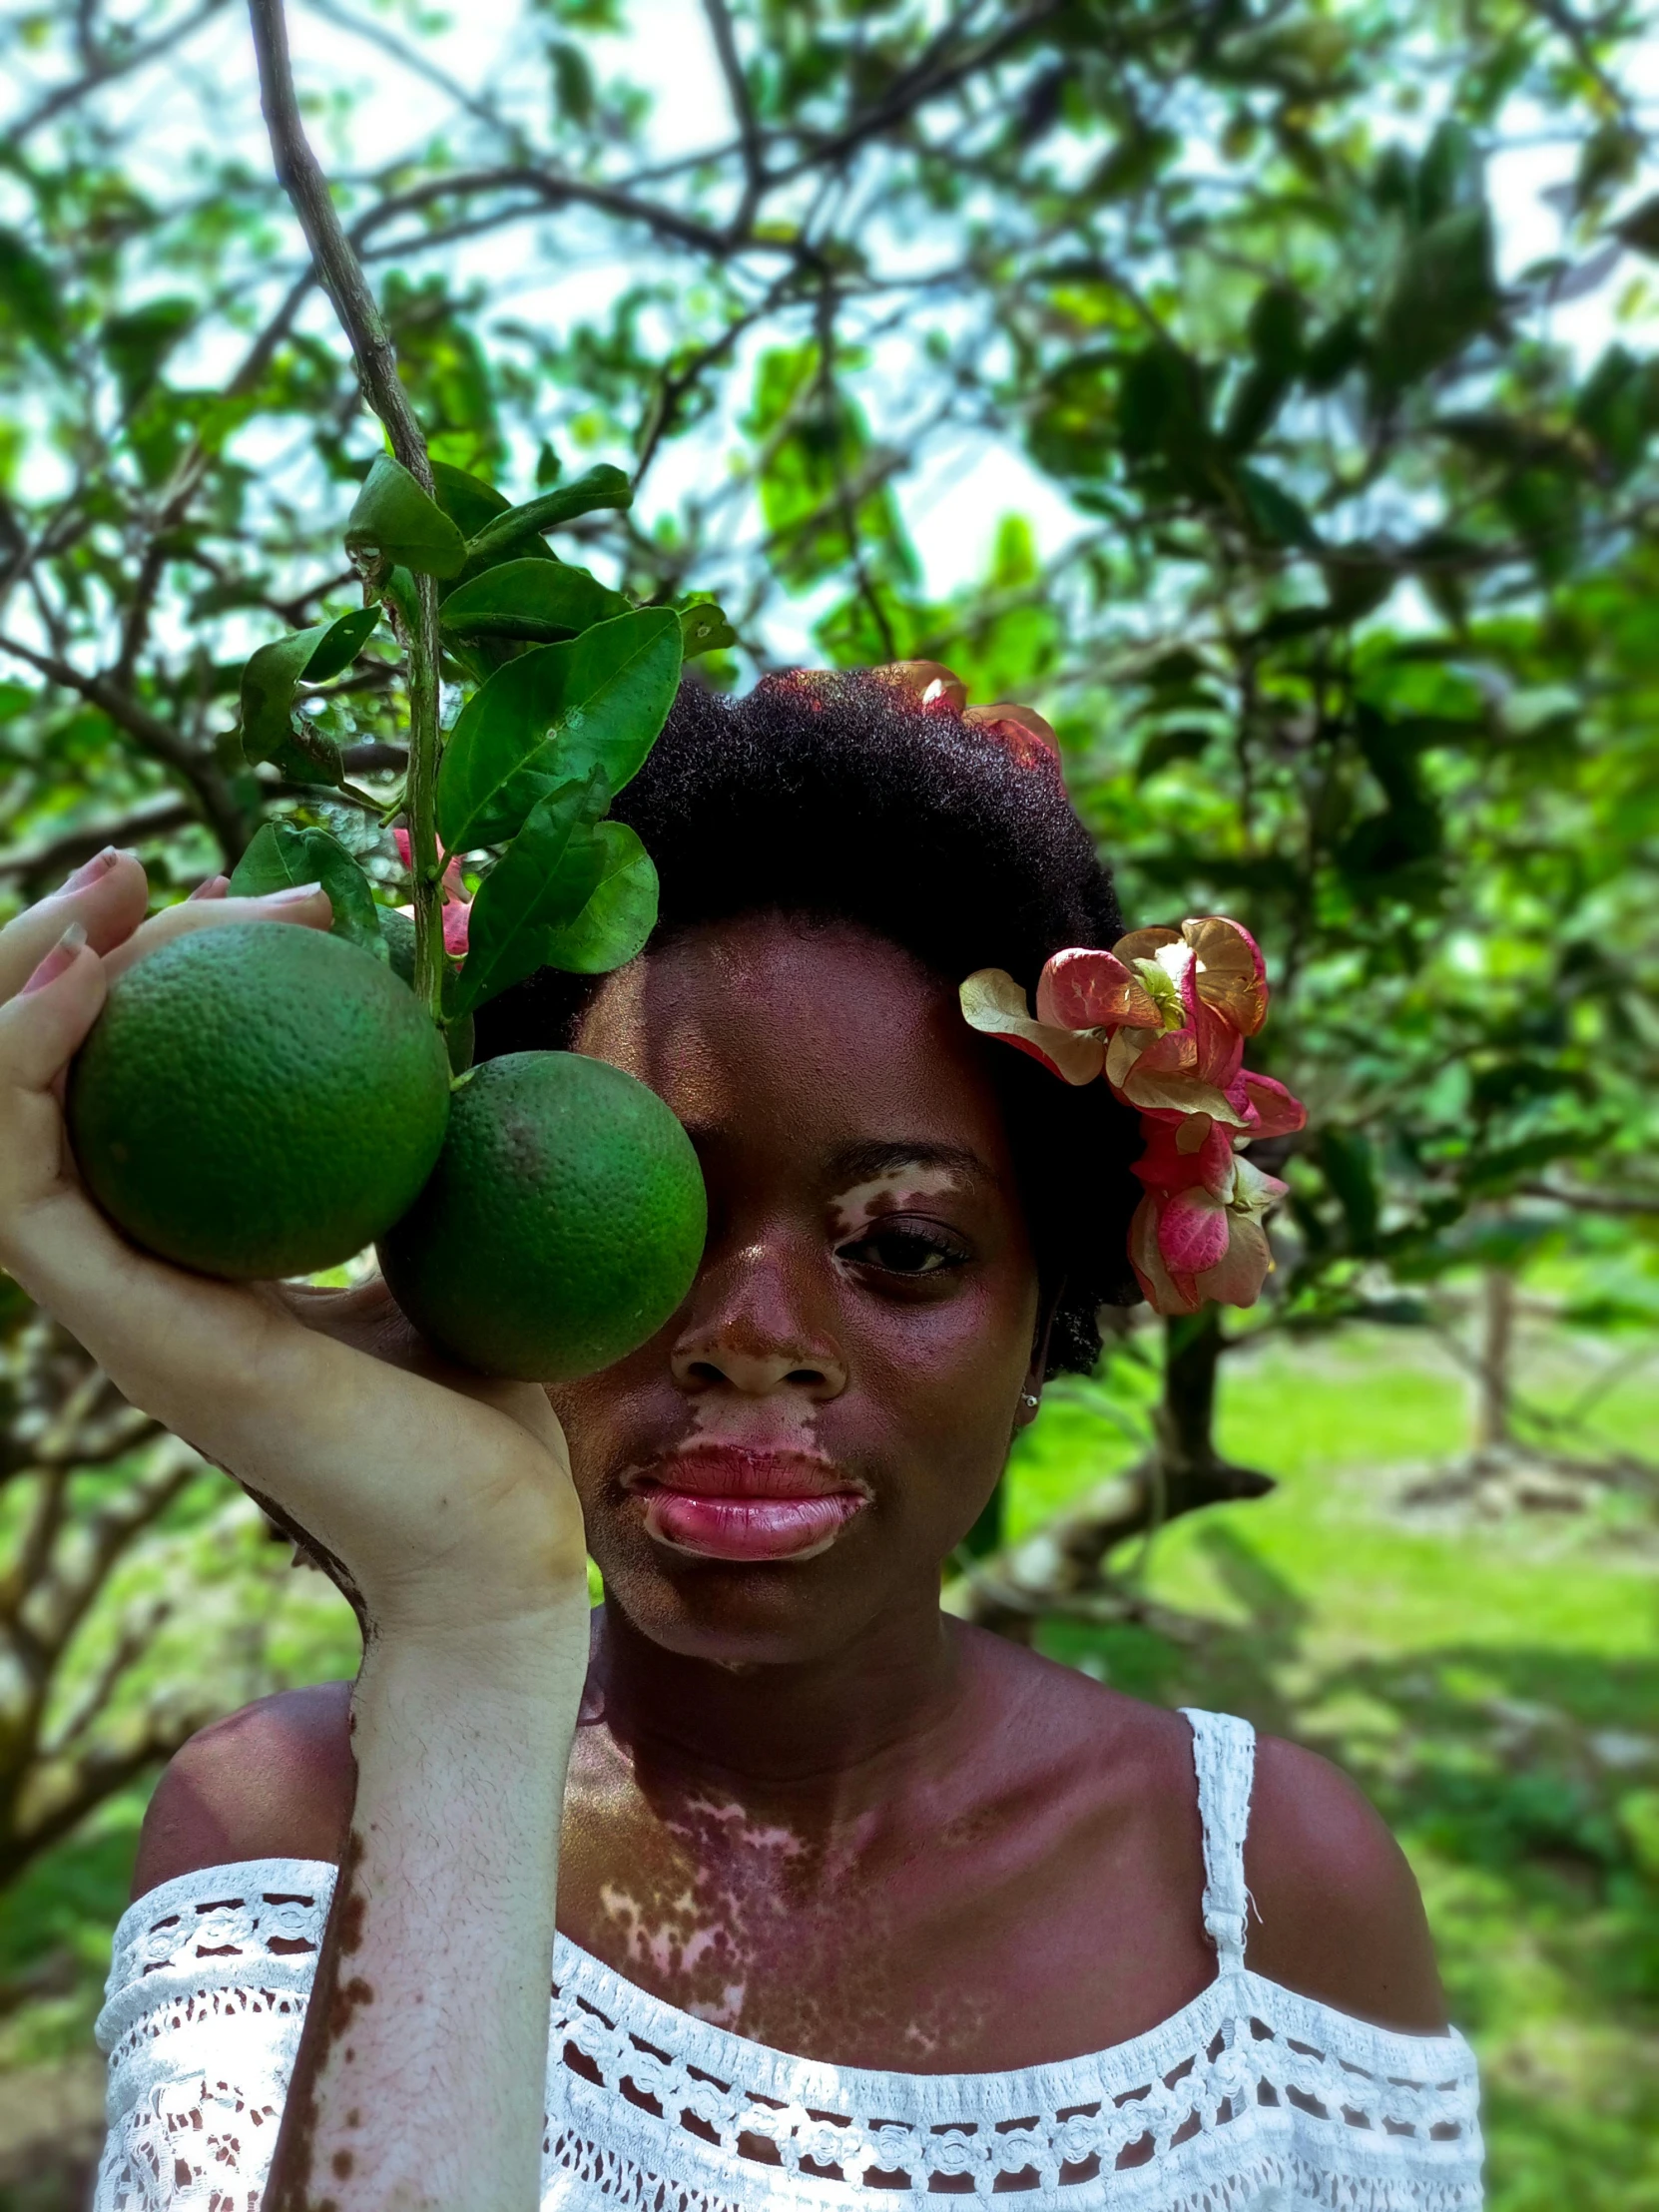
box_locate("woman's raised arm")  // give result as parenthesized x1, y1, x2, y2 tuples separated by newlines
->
(0, 852, 591, 2210)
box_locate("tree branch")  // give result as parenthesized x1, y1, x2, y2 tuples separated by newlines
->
(771, 0, 1068, 183)
(0, 635, 250, 858)
(41, 1597, 171, 1762)
(700, 0, 765, 224)
(1520, 1180, 1659, 1216)
(247, 0, 429, 484)
(25, 1444, 202, 1671)
(0, 798, 199, 886)
(248, 0, 445, 1016)
(7, 1691, 222, 1882)
(1, 0, 234, 151)
(349, 163, 741, 263)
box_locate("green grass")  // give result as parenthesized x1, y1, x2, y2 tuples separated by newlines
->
(1011, 1324, 1659, 2212)
(1, 1321, 1654, 2209)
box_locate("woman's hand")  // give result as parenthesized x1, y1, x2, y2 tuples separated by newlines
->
(0, 852, 587, 1647)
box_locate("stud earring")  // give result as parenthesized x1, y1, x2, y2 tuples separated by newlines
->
(1021, 1391, 1039, 1407)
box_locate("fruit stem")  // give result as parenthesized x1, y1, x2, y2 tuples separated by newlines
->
(248, 0, 446, 1026)
(404, 572, 445, 1020)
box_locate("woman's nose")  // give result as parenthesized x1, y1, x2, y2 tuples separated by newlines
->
(669, 1249, 847, 1399)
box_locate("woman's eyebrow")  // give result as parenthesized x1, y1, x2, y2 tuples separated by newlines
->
(828, 1140, 992, 1187)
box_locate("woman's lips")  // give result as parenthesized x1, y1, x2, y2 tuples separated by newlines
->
(625, 1445, 869, 1562)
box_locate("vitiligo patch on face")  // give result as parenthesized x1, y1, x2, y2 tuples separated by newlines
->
(686, 1393, 820, 1446)
(830, 1165, 968, 1242)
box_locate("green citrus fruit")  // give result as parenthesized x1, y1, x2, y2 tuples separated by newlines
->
(377, 1051, 707, 1382)
(378, 904, 417, 984)
(68, 922, 452, 1279)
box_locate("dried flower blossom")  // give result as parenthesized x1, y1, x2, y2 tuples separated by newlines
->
(962, 916, 1306, 1316)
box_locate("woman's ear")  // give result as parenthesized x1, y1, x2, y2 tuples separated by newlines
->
(1015, 1287, 1063, 1428)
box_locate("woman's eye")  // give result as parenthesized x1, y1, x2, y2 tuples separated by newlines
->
(837, 1222, 971, 1278)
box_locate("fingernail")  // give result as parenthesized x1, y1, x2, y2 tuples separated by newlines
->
(21, 920, 88, 996)
(60, 846, 121, 893)
(264, 881, 323, 903)
(187, 874, 231, 901)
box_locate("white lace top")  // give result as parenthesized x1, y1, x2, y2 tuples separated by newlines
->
(93, 1709, 1481, 2210)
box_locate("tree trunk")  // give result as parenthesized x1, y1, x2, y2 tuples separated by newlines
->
(1474, 1265, 1514, 1453)
(950, 1311, 1274, 1635)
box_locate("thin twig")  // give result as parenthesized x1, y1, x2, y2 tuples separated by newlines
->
(302, 0, 526, 151)
(0, 633, 250, 857)
(699, 0, 765, 224)
(248, 0, 445, 1018)
(1, 0, 233, 151)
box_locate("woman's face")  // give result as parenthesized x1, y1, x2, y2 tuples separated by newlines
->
(553, 912, 1042, 1667)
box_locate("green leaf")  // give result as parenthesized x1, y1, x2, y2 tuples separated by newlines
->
(239, 608, 380, 786)
(680, 600, 738, 657)
(1247, 282, 1306, 377)
(344, 455, 467, 579)
(1303, 309, 1366, 392)
(303, 604, 381, 682)
(436, 607, 683, 852)
(451, 772, 610, 1016)
(1319, 1129, 1380, 1253)
(439, 557, 627, 643)
(378, 564, 422, 638)
(1135, 725, 1212, 780)
(1119, 341, 1210, 463)
(102, 297, 195, 408)
(1235, 467, 1319, 547)
(1223, 283, 1305, 451)
(455, 464, 633, 578)
(1615, 190, 1659, 258)
(1321, 546, 1395, 622)
(227, 823, 386, 956)
(1372, 207, 1498, 393)
(1414, 120, 1479, 229)
(0, 230, 63, 356)
(431, 460, 509, 536)
(538, 823, 658, 973)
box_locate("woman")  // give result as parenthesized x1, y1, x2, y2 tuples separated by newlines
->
(0, 668, 1480, 2210)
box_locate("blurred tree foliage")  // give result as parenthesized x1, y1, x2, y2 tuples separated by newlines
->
(0, 0, 1656, 1854)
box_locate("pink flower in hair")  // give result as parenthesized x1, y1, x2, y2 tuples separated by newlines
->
(393, 828, 471, 956)
(961, 915, 1306, 1316)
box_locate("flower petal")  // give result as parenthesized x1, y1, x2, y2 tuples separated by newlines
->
(1183, 916, 1269, 1036)
(1133, 1023, 1201, 1077)
(442, 900, 471, 956)
(1115, 1064, 1250, 1125)
(962, 701, 1061, 773)
(1159, 1186, 1232, 1274)
(1037, 947, 1160, 1032)
(870, 660, 968, 711)
(959, 969, 1104, 1085)
(1196, 1213, 1274, 1307)
(1175, 1111, 1213, 1155)
(1104, 1024, 1156, 1088)
(1192, 997, 1246, 1090)
(1128, 1195, 1203, 1316)
(1230, 1153, 1289, 1220)
(393, 826, 468, 906)
(1113, 925, 1182, 966)
(1241, 1070, 1307, 1139)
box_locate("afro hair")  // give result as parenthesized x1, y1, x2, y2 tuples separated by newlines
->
(473, 670, 1142, 1375)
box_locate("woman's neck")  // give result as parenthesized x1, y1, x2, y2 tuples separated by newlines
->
(588, 1586, 973, 1827)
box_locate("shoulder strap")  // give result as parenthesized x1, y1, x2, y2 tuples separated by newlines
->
(1179, 1708, 1256, 1970)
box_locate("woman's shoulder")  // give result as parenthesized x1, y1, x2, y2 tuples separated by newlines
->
(965, 1631, 1447, 2034)
(1243, 1729, 1448, 2032)
(130, 1678, 354, 1900)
